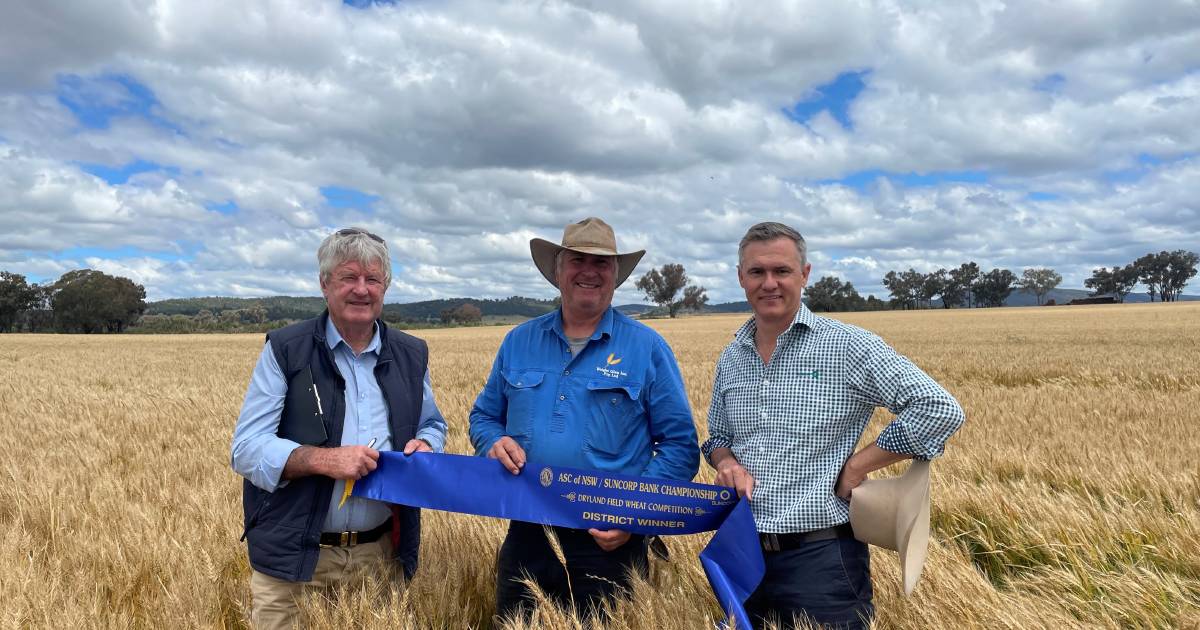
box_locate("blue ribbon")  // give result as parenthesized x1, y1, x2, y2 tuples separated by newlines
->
(352, 452, 763, 629)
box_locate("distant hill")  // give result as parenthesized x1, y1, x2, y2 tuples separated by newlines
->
(149, 296, 326, 320)
(705, 301, 752, 313)
(937, 289, 1198, 307)
(147, 295, 557, 322)
(613, 301, 751, 317)
(147, 290, 1196, 324)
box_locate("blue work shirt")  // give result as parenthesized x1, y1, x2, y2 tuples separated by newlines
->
(231, 318, 447, 532)
(469, 307, 699, 482)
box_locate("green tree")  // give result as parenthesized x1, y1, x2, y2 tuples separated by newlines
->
(921, 270, 947, 309)
(635, 263, 705, 317)
(949, 262, 981, 307)
(1160, 250, 1199, 302)
(972, 268, 1017, 307)
(680, 284, 709, 313)
(0, 271, 39, 332)
(805, 276, 865, 312)
(1084, 264, 1138, 302)
(882, 269, 924, 310)
(50, 269, 147, 333)
(452, 302, 483, 324)
(1134, 252, 1168, 301)
(1018, 267, 1063, 306)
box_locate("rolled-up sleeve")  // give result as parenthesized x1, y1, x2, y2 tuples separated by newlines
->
(641, 338, 700, 481)
(846, 333, 965, 460)
(416, 368, 448, 453)
(231, 342, 301, 492)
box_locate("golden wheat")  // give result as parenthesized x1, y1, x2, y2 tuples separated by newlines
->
(0, 302, 1197, 629)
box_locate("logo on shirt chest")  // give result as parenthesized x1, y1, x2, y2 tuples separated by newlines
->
(595, 353, 628, 379)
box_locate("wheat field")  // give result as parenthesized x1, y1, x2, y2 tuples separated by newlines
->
(0, 302, 1197, 629)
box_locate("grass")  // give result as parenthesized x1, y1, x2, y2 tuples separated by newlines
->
(0, 302, 1197, 628)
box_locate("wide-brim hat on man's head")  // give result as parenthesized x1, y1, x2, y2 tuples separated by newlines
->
(530, 217, 646, 288)
(849, 459, 931, 596)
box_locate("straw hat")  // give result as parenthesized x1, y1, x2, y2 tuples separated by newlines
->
(529, 217, 645, 288)
(848, 459, 931, 596)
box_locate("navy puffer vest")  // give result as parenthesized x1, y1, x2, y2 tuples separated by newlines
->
(241, 312, 426, 581)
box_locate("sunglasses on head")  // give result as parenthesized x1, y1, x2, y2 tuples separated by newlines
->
(336, 228, 385, 244)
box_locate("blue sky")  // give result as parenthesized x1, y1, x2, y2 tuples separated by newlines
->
(2, 1, 1198, 302)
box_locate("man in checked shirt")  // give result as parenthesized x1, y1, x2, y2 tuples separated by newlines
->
(703, 222, 965, 630)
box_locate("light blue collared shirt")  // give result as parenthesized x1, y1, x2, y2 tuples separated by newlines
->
(231, 319, 447, 533)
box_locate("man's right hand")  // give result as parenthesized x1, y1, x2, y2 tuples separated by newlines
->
(283, 445, 379, 481)
(711, 448, 755, 500)
(488, 436, 526, 475)
(319, 445, 380, 480)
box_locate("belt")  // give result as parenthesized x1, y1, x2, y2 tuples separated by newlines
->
(759, 523, 854, 552)
(319, 520, 392, 548)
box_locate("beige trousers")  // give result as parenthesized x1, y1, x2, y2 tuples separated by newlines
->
(249, 536, 394, 630)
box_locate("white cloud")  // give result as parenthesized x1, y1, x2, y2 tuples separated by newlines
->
(0, 0, 1196, 303)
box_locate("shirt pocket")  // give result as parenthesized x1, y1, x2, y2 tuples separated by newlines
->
(584, 379, 647, 458)
(501, 368, 546, 439)
(719, 379, 762, 437)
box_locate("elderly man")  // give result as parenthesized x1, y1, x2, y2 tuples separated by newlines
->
(469, 217, 699, 620)
(704, 222, 965, 630)
(231, 227, 447, 629)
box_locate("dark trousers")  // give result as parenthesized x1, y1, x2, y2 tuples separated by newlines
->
(745, 537, 875, 630)
(494, 520, 648, 620)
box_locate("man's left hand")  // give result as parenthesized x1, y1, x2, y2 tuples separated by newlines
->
(835, 461, 867, 500)
(402, 439, 433, 455)
(588, 528, 631, 552)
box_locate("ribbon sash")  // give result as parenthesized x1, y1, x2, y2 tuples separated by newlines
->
(351, 452, 763, 628)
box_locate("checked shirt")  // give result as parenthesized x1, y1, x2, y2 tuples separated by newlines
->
(702, 305, 964, 534)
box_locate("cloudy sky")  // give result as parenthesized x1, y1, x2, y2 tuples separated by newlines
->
(2, 0, 1197, 304)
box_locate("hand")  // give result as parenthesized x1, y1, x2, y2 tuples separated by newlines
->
(588, 528, 632, 552)
(714, 459, 755, 501)
(487, 436, 526, 475)
(319, 445, 380, 480)
(402, 438, 433, 455)
(835, 461, 867, 500)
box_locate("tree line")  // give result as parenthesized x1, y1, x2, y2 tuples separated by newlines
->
(0, 269, 147, 333)
(804, 250, 1198, 313)
(3, 250, 1196, 331)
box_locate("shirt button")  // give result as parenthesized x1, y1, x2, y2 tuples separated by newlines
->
(762, 380, 770, 387)
(760, 410, 768, 419)
(559, 395, 566, 401)
(564, 370, 571, 376)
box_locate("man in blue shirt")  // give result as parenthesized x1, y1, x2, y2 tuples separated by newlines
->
(232, 228, 447, 629)
(470, 217, 699, 621)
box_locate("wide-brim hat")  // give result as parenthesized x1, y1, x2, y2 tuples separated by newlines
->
(530, 217, 646, 289)
(849, 459, 931, 596)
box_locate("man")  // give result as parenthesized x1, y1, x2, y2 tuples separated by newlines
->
(704, 222, 965, 630)
(469, 216, 699, 620)
(231, 227, 448, 629)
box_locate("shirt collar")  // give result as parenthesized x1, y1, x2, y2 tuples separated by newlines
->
(325, 317, 381, 354)
(543, 306, 615, 341)
(734, 304, 817, 346)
